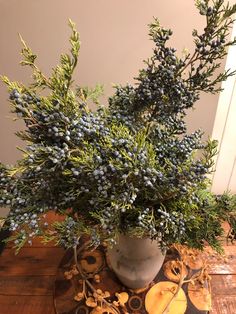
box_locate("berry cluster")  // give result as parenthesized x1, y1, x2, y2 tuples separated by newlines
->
(1, 1, 236, 252)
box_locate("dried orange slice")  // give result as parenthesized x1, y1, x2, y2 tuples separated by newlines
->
(145, 281, 187, 314)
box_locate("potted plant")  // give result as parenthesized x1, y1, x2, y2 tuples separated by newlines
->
(1, 0, 236, 290)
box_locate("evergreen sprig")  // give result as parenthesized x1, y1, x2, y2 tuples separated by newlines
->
(1, 1, 236, 253)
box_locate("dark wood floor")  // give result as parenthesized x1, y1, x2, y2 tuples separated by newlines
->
(208, 245, 236, 313)
(0, 222, 236, 313)
(0, 237, 64, 314)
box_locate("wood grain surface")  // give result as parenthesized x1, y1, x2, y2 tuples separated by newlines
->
(0, 295, 55, 314)
(0, 243, 65, 314)
(0, 275, 55, 296)
(205, 246, 236, 275)
(0, 211, 65, 314)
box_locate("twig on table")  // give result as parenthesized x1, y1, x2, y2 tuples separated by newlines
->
(73, 243, 121, 314)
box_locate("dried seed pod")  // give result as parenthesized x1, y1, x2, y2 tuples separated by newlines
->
(86, 296, 97, 308)
(175, 245, 203, 270)
(71, 265, 79, 275)
(74, 292, 84, 302)
(97, 295, 103, 302)
(112, 300, 119, 307)
(163, 260, 188, 282)
(104, 291, 111, 298)
(96, 289, 103, 295)
(64, 271, 73, 280)
(94, 274, 101, 283)
(115, 292, 129, 307)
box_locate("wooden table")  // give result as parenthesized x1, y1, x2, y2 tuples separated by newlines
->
(0, 237, 64, 314)
(0, 212, 65, 314)
(1, 233, 236, 313)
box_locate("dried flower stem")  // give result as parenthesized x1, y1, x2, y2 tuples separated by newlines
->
(73, 243, 120, 314)
(162, 261, 187, 314)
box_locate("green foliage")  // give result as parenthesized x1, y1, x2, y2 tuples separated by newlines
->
(76, 84, 104, 105)
(1, 1, 236, 253)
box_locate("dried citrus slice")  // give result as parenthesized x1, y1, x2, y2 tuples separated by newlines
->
(188, 280, 211, 311)
(163, 261, 188, 282)
(145, 281, 187, 314)
(79, 250, 104, 274)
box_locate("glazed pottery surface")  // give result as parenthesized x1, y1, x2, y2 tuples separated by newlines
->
(107, 234, 166, 289)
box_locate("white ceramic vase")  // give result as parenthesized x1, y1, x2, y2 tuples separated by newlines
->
(107, 234, 166, 289)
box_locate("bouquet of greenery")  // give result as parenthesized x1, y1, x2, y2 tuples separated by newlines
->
(1, 0, 236, 253)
